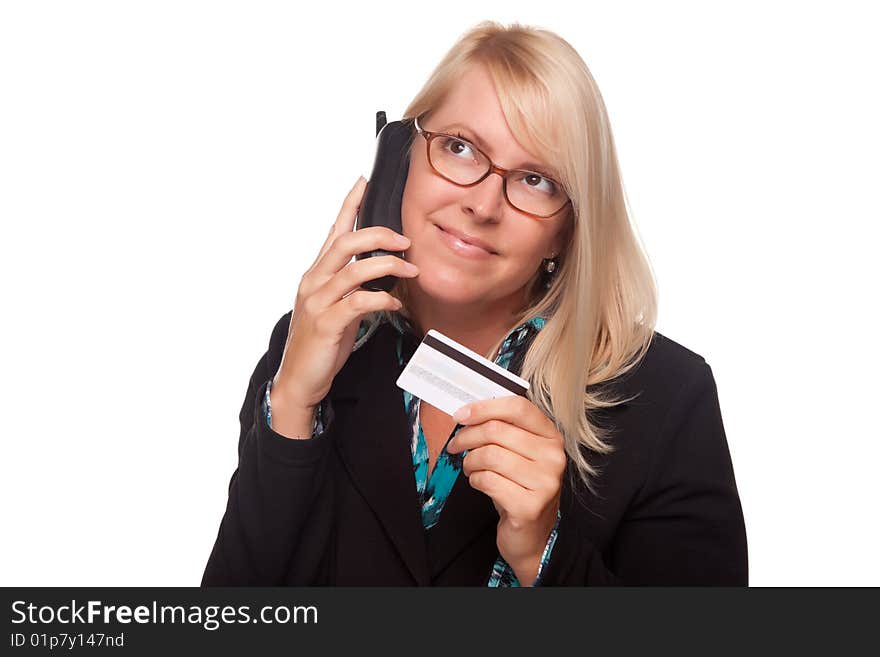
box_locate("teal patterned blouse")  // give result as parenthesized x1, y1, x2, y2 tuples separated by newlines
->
(264, 311, 561, 586)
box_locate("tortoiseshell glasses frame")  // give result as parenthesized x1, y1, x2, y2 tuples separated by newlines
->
(411, 113, 571, 220)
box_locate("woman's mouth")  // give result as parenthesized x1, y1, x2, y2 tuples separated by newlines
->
(435, 224, 496, 259)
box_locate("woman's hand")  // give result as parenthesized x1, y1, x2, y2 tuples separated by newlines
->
(270, 176, 420, 436)
(447, 395, 566, 585)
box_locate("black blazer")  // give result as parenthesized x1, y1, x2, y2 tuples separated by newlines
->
(201, 311, 748, 586)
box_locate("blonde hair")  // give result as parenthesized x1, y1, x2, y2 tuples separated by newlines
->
(361, 20, 658, 497)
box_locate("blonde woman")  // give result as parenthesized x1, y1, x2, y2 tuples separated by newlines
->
(202, 21, 747, 586)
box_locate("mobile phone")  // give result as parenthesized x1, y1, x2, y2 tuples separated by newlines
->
(355, 110, 413, 292)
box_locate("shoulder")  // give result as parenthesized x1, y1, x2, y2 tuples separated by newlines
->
(604, 330, 731, 489)
(584, 330, 724, 488)
(632, 331, 723, 455)
(602, 330, 715, 416)
(568, 330, 735, 522)
(617, 334, 742, 550)
(632, 330, 709, 387)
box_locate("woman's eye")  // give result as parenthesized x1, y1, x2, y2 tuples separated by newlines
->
(518, 172, 557, 195)
(442, 136, 475, 158)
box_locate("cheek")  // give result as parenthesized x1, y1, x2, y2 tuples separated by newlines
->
(400, 169, 456, 239)
(501, 245, 545, 286)
(403, 162, 450, 211)
(401, 161, 425, 233)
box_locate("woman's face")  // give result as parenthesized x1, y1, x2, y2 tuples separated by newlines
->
(400, 63, 568, 310)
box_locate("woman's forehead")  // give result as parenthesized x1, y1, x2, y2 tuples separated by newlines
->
(425, 65, 561, 176)
(428, 65, 510, 138)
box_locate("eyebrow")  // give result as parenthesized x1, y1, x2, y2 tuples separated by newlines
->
(438, 122, 561, 180)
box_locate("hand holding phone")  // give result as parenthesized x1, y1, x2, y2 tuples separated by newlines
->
(270, 176, 421, 432)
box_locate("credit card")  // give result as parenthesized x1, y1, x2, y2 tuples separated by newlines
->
(395, 329, 529, 418)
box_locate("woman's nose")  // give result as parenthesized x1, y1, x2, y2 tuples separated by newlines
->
(462, 170, 506, 220)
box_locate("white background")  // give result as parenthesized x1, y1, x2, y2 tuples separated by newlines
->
(1, 1, 877, 586)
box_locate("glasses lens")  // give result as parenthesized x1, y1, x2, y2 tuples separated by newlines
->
(429, 134, 488, 184)
(505, 170, 569, 217)
(428, 134, 568, 217)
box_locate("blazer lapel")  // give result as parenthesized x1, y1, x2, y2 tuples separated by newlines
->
(425, 320, 541, 580)
(424, 454, 499, 580)
(332, 324, 432, 586)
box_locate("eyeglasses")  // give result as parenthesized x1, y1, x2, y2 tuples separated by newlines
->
(412, 114, 571, 220)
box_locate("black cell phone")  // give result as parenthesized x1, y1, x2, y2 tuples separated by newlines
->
(355, 111, 413, 292)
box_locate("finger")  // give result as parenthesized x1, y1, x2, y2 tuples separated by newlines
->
(453, 394, 557, 439)
(314, 225, 411, 282)
(447, 421, 542, 462)
(311, 253, 417, 310)
(467, 469, 532, 515)
(462, 444, 550, 492)
(321, 288, 402, 329)
(314, 176, 368, 265)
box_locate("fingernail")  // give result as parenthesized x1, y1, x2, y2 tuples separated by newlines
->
(396, 234, 411, 245)
(453, 406, 471, 423)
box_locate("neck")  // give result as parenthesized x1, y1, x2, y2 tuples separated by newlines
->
(402, 281, 529, 360)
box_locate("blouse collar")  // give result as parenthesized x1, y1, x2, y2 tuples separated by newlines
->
(387, 309, 546, 366)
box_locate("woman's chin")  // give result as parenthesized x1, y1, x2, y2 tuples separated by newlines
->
(407, 270, 488, 305)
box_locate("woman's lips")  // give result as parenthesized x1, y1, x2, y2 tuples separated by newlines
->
(435, 224, 496, 259)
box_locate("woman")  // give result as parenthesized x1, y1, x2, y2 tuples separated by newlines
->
(201, 21, 747, 586)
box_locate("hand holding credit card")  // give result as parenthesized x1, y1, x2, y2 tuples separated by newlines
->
(396, 329, 529, 418)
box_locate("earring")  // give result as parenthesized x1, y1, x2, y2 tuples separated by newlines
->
(543, 255, 557, 289)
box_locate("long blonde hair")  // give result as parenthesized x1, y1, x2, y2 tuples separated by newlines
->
(360, 20, 658, 497)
